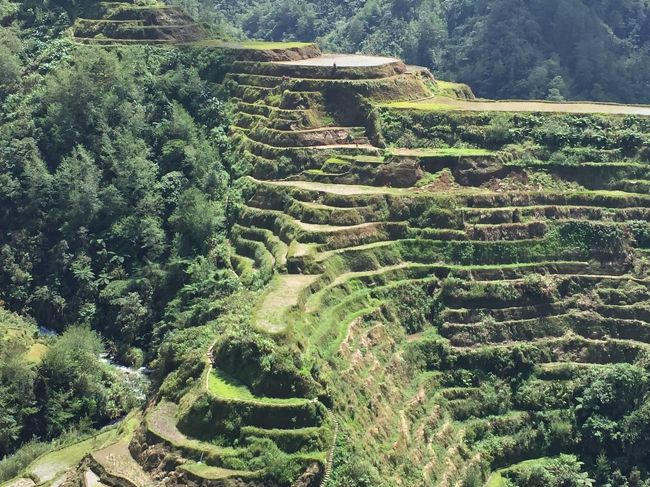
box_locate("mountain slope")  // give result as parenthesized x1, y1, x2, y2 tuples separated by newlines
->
(217, 0, 650, 104)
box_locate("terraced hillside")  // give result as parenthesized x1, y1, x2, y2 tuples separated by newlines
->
(4, 26, 650, 487)
(71, 0, 205, 45)
(222, 44, 650, 486)
(0, 307, 47, 364)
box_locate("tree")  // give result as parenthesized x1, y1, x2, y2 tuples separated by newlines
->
(114, 292, 149, 344)
(52, 146, 102, 233)
(170, 188, 225, 255)
(0, 30, 22, 96)
(547, 75, 567, 101)
(575, 364, 649, 455)
(0, 45, 20, 95)
(0, 358, 36, 456)
(510, 455, 594, 487)
(34, 326, 133, 438)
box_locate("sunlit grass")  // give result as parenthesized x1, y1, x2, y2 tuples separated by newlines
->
(208, 369, 309, 405)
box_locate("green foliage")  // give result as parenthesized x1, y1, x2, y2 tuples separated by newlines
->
(0, 42, 236, 350)
(557, 221, 628, 256)
(0, 440, 51, 483)
(34, 326, 136, 438)
(504, 455, 594, 487)
(522, 274, 556, 301)
(630, 221, 650, 248)
(486, 114, 514, 147)
(0, 357, 37, 457)
(219, 0, 650, 103)
(0, 32, 21, 98)
(329, 436, 383, 487)
(379, 109, 650, 160)
(0, 9, 241, 455)
(214, 327, 320, 398)
(0, 324, 135, 458)
(381, 282, 440, 333)
(246, 438, 304, 486)
(574, 364, 649, 456)
(3, 2, 650, 485)
(156, 325, 214, 401)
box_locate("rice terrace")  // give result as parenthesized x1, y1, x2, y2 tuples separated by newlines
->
(1, 0, 650, 486)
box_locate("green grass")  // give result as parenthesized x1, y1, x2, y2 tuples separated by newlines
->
(339, 154, 385, 164)
(415, 172, 441, 188)
(239, 41, 314, 50)
(179, 462, 259, 480)
(145, 401, 246, 460)
(0, 414, 141, 485)
(257, 178, 413, 196)
(0, 442, 51, 484)
(205, 40, 314, 50)
(27, 429, 120, 483)
(0, 308, 47, 363)
(485, 471, 508, 487)
(208, 369, 310, 405)
(435, 81, 466, 91)
(502, 456, 556, 472)
(25, 343, 47, 362)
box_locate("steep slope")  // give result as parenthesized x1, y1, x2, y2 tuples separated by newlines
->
(216, 0, 650, 104)
(72, 0, 206, 44)
(3, 18, 650, 487)
(221, 43, 650, 486)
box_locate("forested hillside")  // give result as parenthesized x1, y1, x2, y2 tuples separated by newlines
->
(218, 0, 650, 103)
(0, 0, 237, 461)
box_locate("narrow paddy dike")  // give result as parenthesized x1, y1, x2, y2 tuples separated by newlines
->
(22, 23, 650, 487)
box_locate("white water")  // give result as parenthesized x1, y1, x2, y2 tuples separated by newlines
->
(100, 354, 151, 402)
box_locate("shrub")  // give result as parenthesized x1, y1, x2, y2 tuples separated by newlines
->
(557, 221, 628, 256)
(381, 283, 441, 334)
(523, 274, 556, 301)
(504, 455, 594, 487)
(485, 282, 520, 303)
(0, 440, 50, 482)
(630, 221, 650, 248)
(485, 114, 513, 147)
(329, 440, 382, 487)
(415, 205, 460, 229)
(247, 438, 305, 486)
(214, 329, 320, 398)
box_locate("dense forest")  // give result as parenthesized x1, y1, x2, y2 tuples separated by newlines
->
(218, 0, 650, 103)
(0, 0, 238, 460)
